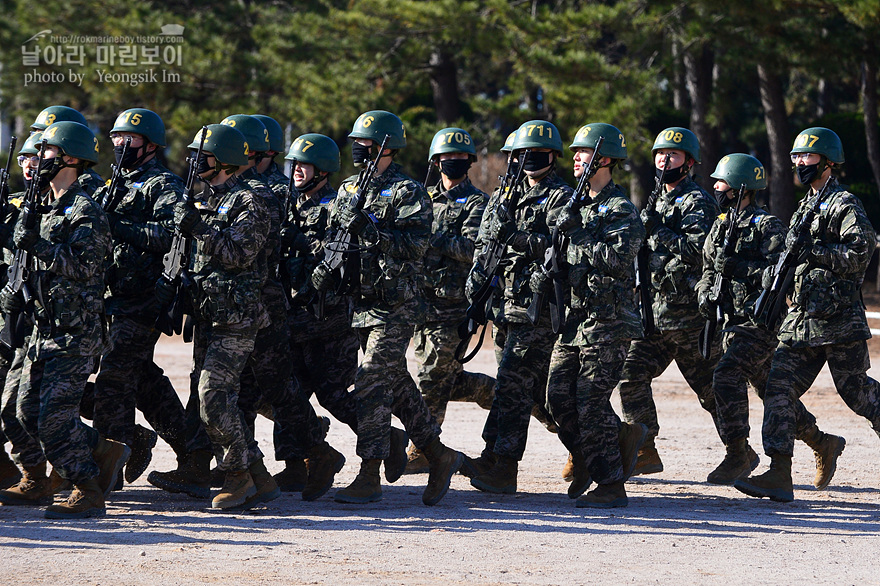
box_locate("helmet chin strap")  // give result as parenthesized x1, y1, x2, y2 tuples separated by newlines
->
(298, 171, 329, 194)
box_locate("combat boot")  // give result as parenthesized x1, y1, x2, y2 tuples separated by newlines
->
(567, 452, 592, 499)
(460, 444, 496, 479)
(733, 454, 794, 502)
(44, 478, 105, 520)
(421, 437, 464, 506)
(302, 442, 345, 501)
(576, 481, 627, 509)
(632, 436, 663, 476)
(334, 459, 382, 504)
(802, 429, 846, 490)
(403, 445, 430, 475)
(211, 469, 256, 510)
(561, 452, 575, 482)
(619, 422, 649, 480)
(273, 459, 307, 492)
(92, 437, 131, 497)
(384, 427, 408, 483)
(707, 438, 757, 485)
(471, 454, 517, 494)
(238, 459, 280, 508)
(0, 450, 21, 490)
(0, 462, 53, 505)
(147, 449, 213, 499)
(125, 424, 158, 483)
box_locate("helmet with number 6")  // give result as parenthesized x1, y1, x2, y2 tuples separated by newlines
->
(111, 108, 166, 146)
(349, 110, 407, 150)
(428, 127, 476, 162)
(187, 124, 249, 167)
(511, 120, 563, 154)
(42, 121, 99, 164)
(652, 127, 701, 163)
(790, 127, 844, 164)
(569, 122, 627, 160)
(285, 133, 340, 173)
(31, 105, 88, 132)
(220, 114, 271, 154)
(711, 153, 767, 191)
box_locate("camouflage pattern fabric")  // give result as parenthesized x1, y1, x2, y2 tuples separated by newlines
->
(1, 340, 44, 470)
(77, 168, 105, 198)
(260, 160, 290, 201)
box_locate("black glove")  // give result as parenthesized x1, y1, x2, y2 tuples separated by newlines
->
(555, 207, 582, 234)
(488, 214, 517, 243)
(0, 287, 22, 314)
(310, 263, 334, 292)
(340, 207, 371, 236)
(13, 227, 40, 252)
(641, 209, 662, 235)
(714, 253, 737, 278)
(154, 277, 176, 306)
(280, 225, 309, 253)
(103, 184, 128, 209)
(529, 269, 551, 295)
(174, 202, 203, 235)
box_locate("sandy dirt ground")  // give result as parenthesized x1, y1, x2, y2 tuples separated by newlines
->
(1, 333, 879, 585)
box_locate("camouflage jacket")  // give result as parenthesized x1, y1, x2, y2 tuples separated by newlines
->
(260, 160, 290, 201)
(696, 203, 784, 332)
(562, 181, 645, 346)
(24, 183, 111, 359)
(422, 178, 487, 322)
(647, 176, 719, 330)
(94, 158, 184, 319)
(777, 179, 876, 347)
(188, 176, 269, 328)
(331, 162, 432, 328)
(77, 168, 104, 198)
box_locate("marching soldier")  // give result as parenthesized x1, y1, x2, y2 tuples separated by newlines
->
(30, 106, 104, 198)
(252, 114, 289, 196)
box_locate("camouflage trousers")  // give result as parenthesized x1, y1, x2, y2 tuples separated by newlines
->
(413, 320, 495, 426)
(715, 327, 817, 445)
(354, 323, 441, 460)
(190, 321, 261, 472)
(1, 339, 44, 468)
(490, 320, 556, 461)
(616, 327, 722, 442)
(18, 352, 100, 482)
(762, 339, 880, 456)
(0, 353, 11, 454)
(547, 341, 629, 485)
(93, 315, 206, 457)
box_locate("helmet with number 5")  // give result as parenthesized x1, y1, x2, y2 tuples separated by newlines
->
(111, 108, 166, 146)
(652, 127, 701, 163)
(790, 127, 844, 164)
(428, 127, 476, 162)
(349, 110, 406, 150)
(711, 153, 767, 191)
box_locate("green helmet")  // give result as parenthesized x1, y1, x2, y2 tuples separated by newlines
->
(511, 120, 563, 154)
(569, 122, 627, 160)
(500, 131, 517, 153)
(790, 127, 844, 164)
(349, 110, 406, 150)
(19, 132, 43, 156)
(710, 153, 767, 191)
(652, 127, 701, 163)
(187, 124, 249, 167)
(110, 108, 166, 146)
(31, 105, 88, 131)
(220, 114, 270, 154)
(285, 133, 340, 173)
(252, 114, 284, 152)
(428, 127, 476, 162)
(42, 121, 99, 164)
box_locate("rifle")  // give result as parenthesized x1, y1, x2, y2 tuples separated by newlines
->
(313, 134, 390, 320)
(527, 136, 604, 333)
(755, 176, 833, 330)
(634, 153, 670, 337)
(698, 184, 746, 359)
(155, 126, 207, 340)
(100, 136, 131, 211)
(0, 136, 18, 217)
(454, 149, 531, 363)
(1, 139, 48, 351)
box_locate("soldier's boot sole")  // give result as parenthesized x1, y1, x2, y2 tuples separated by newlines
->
(302, 447, 346, 502)
(384, 428, 409, 484)
(146, 471, 211, 499)
(125, 425, 158, 483)
(0, 488, 53, 506)
(334, 490, 383, 504)
(423, 450, 464, 506)
(733, 472, 794, 503)
(619, 423, 649, 480)
(813, 435, 846, 490)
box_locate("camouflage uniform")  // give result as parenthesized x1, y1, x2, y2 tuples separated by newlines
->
(92, 158, 208, 458)
(762, 179, 880, 456)
(415, 178, 493, 425)
(15, 183, 112, 482)
(546, 182, 644, 484)
(615, 176, 722, 441)
(77, 168, 104, 198)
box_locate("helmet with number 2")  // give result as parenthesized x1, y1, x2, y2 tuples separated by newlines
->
(187, 124, 249, 167)
(569, 123, 627, 160)
(711, 153, 767, 191)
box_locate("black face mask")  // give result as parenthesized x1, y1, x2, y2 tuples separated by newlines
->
(656, 164, 687, 185)
(351, 142, 372, 167)
(522, 151, 553, 173)
(439, 159, 471, 181)
(36, 156, 66, 191)
(796, 162, 820, 186)
(714, 188, 733, 207)
(189, 150, 213, 175)
(114, 143, 146, 169)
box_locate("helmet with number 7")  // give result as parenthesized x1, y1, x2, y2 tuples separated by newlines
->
(512, 120, 563, 154)
(790, 127, 844, 164)
(428, 127, 476, 162)
(652, 127, 701, 163)
(569, 122, 627, 160)
(349, 110, 406, 150)
(187, 124, 249, 167)
(285, 133, 340, 173)
(111, 108, 166, 146)
(711, 153, 767, 191)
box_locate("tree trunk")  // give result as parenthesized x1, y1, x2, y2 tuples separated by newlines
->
(671, 39, 686, 111)
(757, 63, 795, 224)
(862, 53, 880, 195)
(683, 43, 717, 188)
(429, 50, 460, 124)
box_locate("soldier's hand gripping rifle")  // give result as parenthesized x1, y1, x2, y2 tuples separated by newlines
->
(1, 139, 47, 351)
(634, 153, 669, 337)
(755, 175, 833, 330)
(100, 136, 131, 212)
(527, 136, 604, 333)
(155, 126, 207, 339)
(0, 136, 17, 218)
(313, 134, 390, 320)
(698, 184, 746, 359)
(454, 149, 531, 363)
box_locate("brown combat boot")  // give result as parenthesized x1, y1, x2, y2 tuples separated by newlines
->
(0, 462, 53, 506)
(302, 442, 345, 502)
(334, 459, 382, 504)
(0, 450, 22, 490)
(803, 431, 846, 490)
(567, 452, 592, 499)
(734, 454, 794, 502)
(93, 437, 131, 497)
(561, 452, 575, 482)
(471, 454, 517, 494)
(576, 481, 628, 509)
(707, 438, 757, 485)
(125, 424, 158, 483)
(384, 427, 408, 483)
(238, 459, 280, 508)
(44, 478, 105, 520)
(147, 449, 213, 499)
(273, 459, 307, 492)
(632, 436, 663, 476)
(211, 469, 256, 510)
(403, 444, 430, 475)
(619, 422, 649, 480)
(460, 445, 496, 479)
(421, 437, 464, 506)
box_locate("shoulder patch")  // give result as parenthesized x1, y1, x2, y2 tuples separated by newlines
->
(675, 196, 684, 204)
(718, 212, 727, 222)
(319, 196, 334, 204)
(380, 188, 394, 198)
(345, 183, 358, 194)
(752, 215, 761, 224)
(455, 197, 469, 203)
(537, 197, 547, 205)
(819, 202, 829, 211)
(598, 204, 608, 214)
(64, 206, 74, 215)
(217, 204, 230, 215)
(131, 181, 144, 189)
(10, 197, 22, 209)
